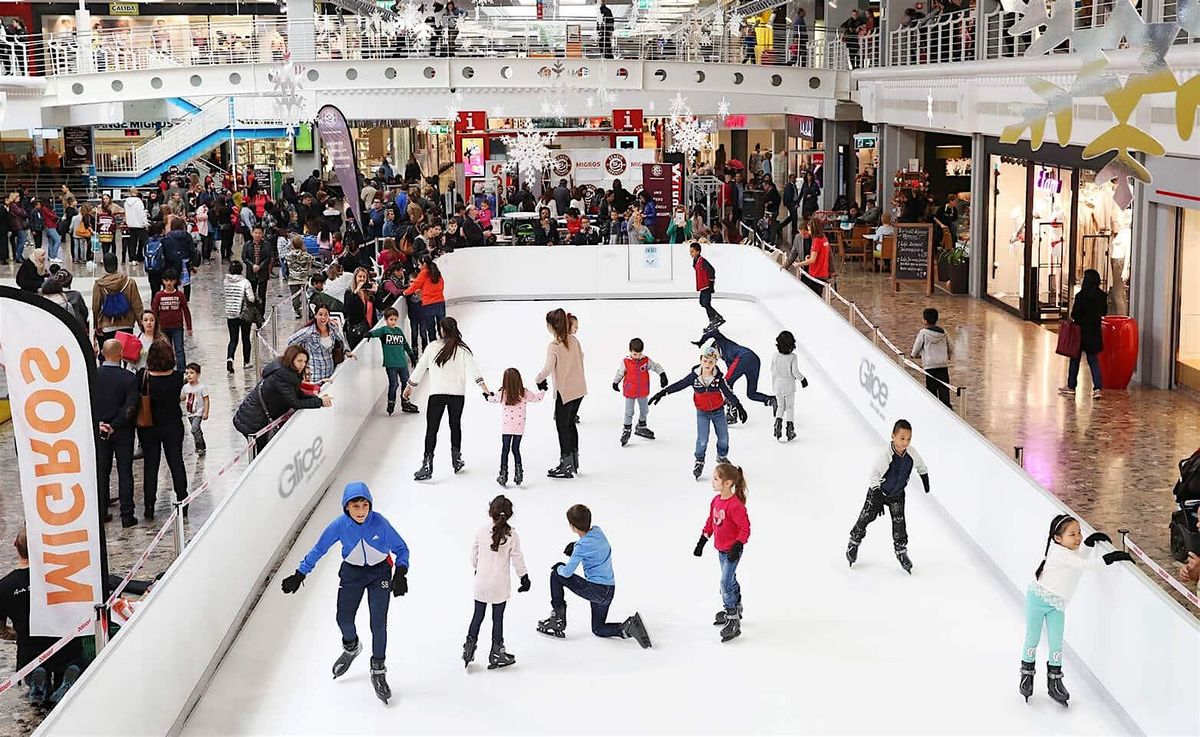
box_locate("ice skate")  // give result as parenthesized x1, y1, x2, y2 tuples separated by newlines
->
(536, 607, 566, 638)
(846, 541, 859, 567)
(634, 422, 655, 440)
(774, 418, 782, 440)
(725, 405, 739, 425)
(488, 641, 516, 669)
(386, 400, 395, 416)
(514, 462, 524, 486)
(622, 612, 652, 648)
(1047, 664, 1070, 706)
(785, 421, 796, 442)
(451, 448, 465, 473)
(1019, 661, 1036, 702)
(572, 451, 580, 474)
(413, 454, 434, 481)
(620, 424, 632, 446)
(693, 458, 704, 480)
(897, 550, 913, 574)
(718, 609, 742, 642)
(370, 658, 392, 704)
(462, 635, 477, 668)
(497, 467, 508, 487)
(713, 603, 743, 625)
(332, 638, 362, 679)
(706, 315, 726, 330)
(400, 400, 419, 414)
(547, 455, 574, 479)
(716, 456, 731, 465)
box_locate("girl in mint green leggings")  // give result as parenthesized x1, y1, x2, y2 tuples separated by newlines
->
(1019, 514, 1132, 705)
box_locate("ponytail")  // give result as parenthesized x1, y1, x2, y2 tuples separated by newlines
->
(714, 462, 748, 504)
(546, 308, 570, 348)
(489, 495, 514, 552)
(1035, 514, 1075, 579)
(427, 259, 442, 285)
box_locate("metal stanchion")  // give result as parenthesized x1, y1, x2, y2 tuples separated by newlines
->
(171, 502, 187, 558)
(956, 387, 967, 419)
(1014, 445, 1024, 467)
(848, 302, 855, 328)
(93, 603, 109, 653)
(1118, 528, 1130, 552)
(872, 326, 880, 346)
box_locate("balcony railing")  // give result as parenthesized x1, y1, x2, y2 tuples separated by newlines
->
(94, 100, 233, 175)
(889, 9, 976, 66)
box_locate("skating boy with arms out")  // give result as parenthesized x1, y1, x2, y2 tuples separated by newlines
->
(846, 419, 930, 574)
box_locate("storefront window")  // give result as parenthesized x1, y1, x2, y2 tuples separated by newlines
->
(1032, 164, 1073, 321)
(987, 155, 1026, 312)
(1077, 171, 1133, 316)
(1176, 208, 1200, 391)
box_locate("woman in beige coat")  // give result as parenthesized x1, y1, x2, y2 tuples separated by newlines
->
(536, 307, 587, 479)
(464, 495, 529, 670)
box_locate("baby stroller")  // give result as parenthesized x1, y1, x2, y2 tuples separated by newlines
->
(1169, 448, 1200, 562)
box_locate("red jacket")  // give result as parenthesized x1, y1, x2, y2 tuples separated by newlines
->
(622, 356, 650, 398)
(693, 255, 715, 292)
(702, 494, 751, 553)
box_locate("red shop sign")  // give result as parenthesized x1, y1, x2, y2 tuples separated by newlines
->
(612, 109, 644, 132)
(455, 111, 488, 133)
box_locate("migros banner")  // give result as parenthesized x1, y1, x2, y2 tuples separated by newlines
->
(0, 288, 104, 636)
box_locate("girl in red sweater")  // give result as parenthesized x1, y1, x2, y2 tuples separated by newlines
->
(693, 462, 751, 643)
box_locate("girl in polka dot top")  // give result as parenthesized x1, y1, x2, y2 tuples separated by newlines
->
(487, 368, 545, 488)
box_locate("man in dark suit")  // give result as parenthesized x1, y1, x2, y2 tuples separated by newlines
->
(95, 339, 139, 527)
(242, 225, 278, 306)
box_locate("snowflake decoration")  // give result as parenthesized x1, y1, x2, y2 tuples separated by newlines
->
(395, 1, 433, 46)
(666, 115, 713, 157)
(416, 118, 433, 133)
(503, 120, 558, 187)
(728, 12, 744, 36)
(716, 97, 730, 120)
(668, 92, 690, 119)
(445, 92, 464, 122)
(268, 54, 305, 138)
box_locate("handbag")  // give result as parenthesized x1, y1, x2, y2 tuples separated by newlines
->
(136, 372, 154, 428)
(1056, 320, 1082, 358)
(238, 291, 260, 326)
(113, 330, 143, 363)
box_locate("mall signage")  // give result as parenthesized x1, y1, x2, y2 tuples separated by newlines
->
(612, 108, 643, 132)
(455, 111, 487, 133)
(552, 149, 656, 185)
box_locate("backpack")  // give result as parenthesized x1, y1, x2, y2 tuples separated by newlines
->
(99, 278, 132, 318)
(145, 237, 164, 272)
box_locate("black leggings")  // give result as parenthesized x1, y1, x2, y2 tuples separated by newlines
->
(554, 393, 582, 456)
(467, 600, 507, 644)
(227, 318, 251, 363)
(425, 394, 465, 455)
(138, 423, 188, 514)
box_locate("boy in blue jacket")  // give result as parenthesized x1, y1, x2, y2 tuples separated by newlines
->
(536, 504, 652, 648)
(281, 482, 409, 704)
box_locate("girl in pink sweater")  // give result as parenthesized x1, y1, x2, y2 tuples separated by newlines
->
(693, 462, 751, 643)
(464, 495, 530, 670)
(487, 368, 545, 487)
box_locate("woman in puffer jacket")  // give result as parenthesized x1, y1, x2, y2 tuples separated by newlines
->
(234, 344, 331, 451)
(222, 260, 256, 373)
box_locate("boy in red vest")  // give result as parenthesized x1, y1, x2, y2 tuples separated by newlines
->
(690, 241, 725, 330)
(612, 337, 668, 447)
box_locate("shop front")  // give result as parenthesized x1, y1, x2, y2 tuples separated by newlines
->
(982, 138, 1131, 323)
(785, 114, 823, 184)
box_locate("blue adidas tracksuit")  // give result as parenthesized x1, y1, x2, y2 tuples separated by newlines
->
(300, 482, 409, 660)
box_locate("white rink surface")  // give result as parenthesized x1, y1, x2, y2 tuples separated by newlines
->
(182, 299, 1130, 736)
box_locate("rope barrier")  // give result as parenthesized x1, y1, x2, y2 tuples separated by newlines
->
(1120, 532, 1200, 608)
(0, 619, 92, 697)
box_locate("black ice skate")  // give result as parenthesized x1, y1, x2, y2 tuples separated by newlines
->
(1047, 664, 1070, 706)
(413, 454, 434, 481)
(713, 603, 743, 625)
(572, 451, 580, 474)
(1019, 661, 1036, 702)
(725, 405, 739, 425)
(386, 400, 395, 416)
(497, 467, 508, 487)
(896, 550, 913, 574)
(488, 641, 516, 669)
(451, 448, 465, 473)
(400, 400, 419, 414)
(536, 607, 567, 638)
(621, 425, 632, 446)
(693, 458, 704, 480)
(514, 462, 524, 486)
(462, 635, 477, 668)
(786, 421, 796, 442)
(774, 418, 783, 440)
(846, 541, 860, 567)
(706, 315, 726, 330)
(718, 609, 741, 642)
(716, 456, 731, 465)
(370, 657, 392, 704)
(547, 455, 575, 479)
(634, 422, 655, 440)
(332, 638, 362, 679)
(622, 612, 652, 648)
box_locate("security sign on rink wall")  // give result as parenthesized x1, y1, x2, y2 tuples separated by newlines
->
(549, 149, 656, 185)
(0, 287, 106, 636)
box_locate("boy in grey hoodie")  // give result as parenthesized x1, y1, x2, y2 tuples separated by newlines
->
(911, 308, 953, 408)
(770, 330, 808, 441)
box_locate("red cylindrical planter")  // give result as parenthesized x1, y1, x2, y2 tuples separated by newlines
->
(1099, 316, 1138, 390)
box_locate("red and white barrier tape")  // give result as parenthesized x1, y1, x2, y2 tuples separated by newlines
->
(1124, 537, 1200, 608)
(0, 618, 91, 697)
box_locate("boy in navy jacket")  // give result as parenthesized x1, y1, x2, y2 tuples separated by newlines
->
(846, 419, 930, 574)
(536, 504, 652, 648)
(651, 346, 746, 479)
(281, 482, 409, 703)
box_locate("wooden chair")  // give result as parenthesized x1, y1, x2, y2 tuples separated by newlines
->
(839, 226, 869, 270)
(874, 234, 895, 273)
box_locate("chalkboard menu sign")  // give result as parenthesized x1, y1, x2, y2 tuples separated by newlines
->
(892, 223, 933, 295)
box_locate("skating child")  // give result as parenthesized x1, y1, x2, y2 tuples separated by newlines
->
(690, 241, 725, 329)
(280, 482, 409, 705)
(463, 495, 531, 670)
(650, 345, 745, 480)
(536, 504, 652, 649)
(693, 462, 751, 643)
(612, 337, 668, 446)
(770, 331, 808, 442)
(1018, 514, 1132, 705)
(487, 368, 545, 487)
(366, 307, 419, 416)
(846, 419, 930, 573)
(180, 363, 209, 456)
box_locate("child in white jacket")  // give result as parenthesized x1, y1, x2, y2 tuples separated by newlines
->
(464, 495, 530, 670)
(770, 331, 808, 442)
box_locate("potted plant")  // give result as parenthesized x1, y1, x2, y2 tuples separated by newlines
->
(939, 243, 970, 294)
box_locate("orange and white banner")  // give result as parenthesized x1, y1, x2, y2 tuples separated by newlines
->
(0, 287, 104, 636)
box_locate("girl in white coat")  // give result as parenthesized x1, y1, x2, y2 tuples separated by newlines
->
(463, 495, 530, 670)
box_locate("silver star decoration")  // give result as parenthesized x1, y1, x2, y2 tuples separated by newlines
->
(1008, 0, 1074, 57)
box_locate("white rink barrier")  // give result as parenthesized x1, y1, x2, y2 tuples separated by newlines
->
(39, 245, 1197, 736)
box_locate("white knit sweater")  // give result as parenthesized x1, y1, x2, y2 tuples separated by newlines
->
(408, 340, 485, 396)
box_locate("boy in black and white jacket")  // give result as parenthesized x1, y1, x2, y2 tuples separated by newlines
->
(846, 419, 930, 574)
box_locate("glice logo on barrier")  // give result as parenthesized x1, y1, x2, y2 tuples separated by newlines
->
(858, 358, 889, 419)
(279, 436, 326, 498)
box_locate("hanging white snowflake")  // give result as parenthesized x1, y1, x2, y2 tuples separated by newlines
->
(727, 12, 744, 36)
(667, 92, 690, 119)
(395, 1, 433, 46)
(267, 53, 305, 138)
(666, 115, 713, 157)
(503, 120, 558, 187)
(716, 97, 730, 120)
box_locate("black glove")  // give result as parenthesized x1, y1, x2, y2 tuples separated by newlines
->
(1084, 532, 1112, 548)
(482, 391, 491, 400)
(391, 565, 408, 597)
(693, 534, 708, 557)
(517, 574, 531, 593)
(536, 379, 548, 391)
(728, 541, 745, 562)
(1103, 551, 1134, 565)
(801, 377, 809, 389)
(660, 373, 668, 388)
(551, 561, 565, 574)
(736, 404, 748, 423)
(649, 390, 665, 406)
(281, 571, 306, 594)
(612, 382, 620, 392)
(920, 473, 930, 494)
(563, 541, 576, 556)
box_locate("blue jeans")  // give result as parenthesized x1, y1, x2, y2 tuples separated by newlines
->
(163, 327, 186, 371)
(43, 229, 62, 261)
(13, 229, 27, 260)
(717, 550, 742, 610)
(385, 366, 410, 404)
(623, 396, 648, 426)
(1067, 351, 1102, 390)
(423, 301, 446, 345)
(336, 561, 392, 660)
(695, 408, 729, 460)
(549, 571, 623, 638)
